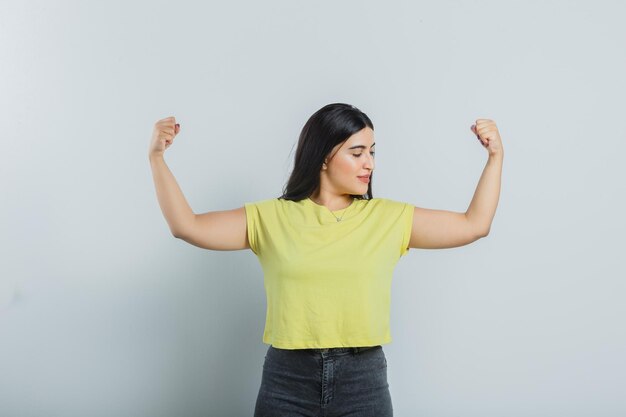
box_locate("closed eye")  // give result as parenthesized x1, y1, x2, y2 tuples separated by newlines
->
(353, 152, 375, 157)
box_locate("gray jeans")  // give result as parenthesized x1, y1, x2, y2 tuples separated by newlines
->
(254, 345, 393, 417)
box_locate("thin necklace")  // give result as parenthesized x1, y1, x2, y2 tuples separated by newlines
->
(323, 198, 355, 222)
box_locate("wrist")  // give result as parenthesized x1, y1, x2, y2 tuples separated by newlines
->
(488, 152, 503, 162)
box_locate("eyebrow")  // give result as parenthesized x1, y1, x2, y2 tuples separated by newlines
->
(348, 142, 376, 150)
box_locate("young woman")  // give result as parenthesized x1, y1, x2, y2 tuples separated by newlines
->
(148, 103, 503, 416)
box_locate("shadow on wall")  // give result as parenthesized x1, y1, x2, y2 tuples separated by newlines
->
(0, 278, 22, 313)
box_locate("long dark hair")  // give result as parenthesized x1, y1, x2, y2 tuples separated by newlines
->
(279, 103, 375, 202)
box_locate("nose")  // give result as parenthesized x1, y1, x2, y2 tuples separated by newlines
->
(364, 153, 374, 171)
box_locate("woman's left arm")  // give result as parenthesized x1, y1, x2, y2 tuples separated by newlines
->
(465, 119, 504, 236)
(407, 119, 503, 250)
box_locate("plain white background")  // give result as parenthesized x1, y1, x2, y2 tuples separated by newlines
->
(1, 1, 625, 416)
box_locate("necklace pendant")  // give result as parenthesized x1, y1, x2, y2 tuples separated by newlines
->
(336, 218, 341, 222)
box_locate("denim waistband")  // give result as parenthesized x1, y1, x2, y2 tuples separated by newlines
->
(307, 345, 379, 354)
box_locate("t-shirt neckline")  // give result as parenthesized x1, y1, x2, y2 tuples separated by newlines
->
(305, 197, 357, 213)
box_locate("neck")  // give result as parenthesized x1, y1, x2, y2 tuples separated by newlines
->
(309, 191, 353, 211)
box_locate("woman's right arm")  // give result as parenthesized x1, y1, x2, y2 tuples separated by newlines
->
(148, 117, 250, 251)
(149, 155, 195, 237)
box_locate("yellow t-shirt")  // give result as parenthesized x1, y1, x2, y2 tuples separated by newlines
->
(244, 196, 414, 350)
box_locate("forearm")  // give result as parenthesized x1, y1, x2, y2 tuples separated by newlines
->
(149, 155, 195, 236)
(465, 154, 503, 236)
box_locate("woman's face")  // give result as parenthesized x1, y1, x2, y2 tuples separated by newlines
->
(322, 127, 376, 195)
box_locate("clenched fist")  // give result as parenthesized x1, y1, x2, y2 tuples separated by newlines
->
(470, 119, 503, 158)
(148, 116, 181, 159)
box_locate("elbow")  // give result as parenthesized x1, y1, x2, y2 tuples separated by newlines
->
(465, 214, 490, 239)
(471, 222, 490, 239)
(170, 215, 196, 241)
(171, 218, 195, 240)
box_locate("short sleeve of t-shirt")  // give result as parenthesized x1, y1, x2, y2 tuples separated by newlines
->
(374, 198, 414, 258)
(243, 201, 261, 256)
(399, 201, 414, 257)
(244, 198, 281, 257)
